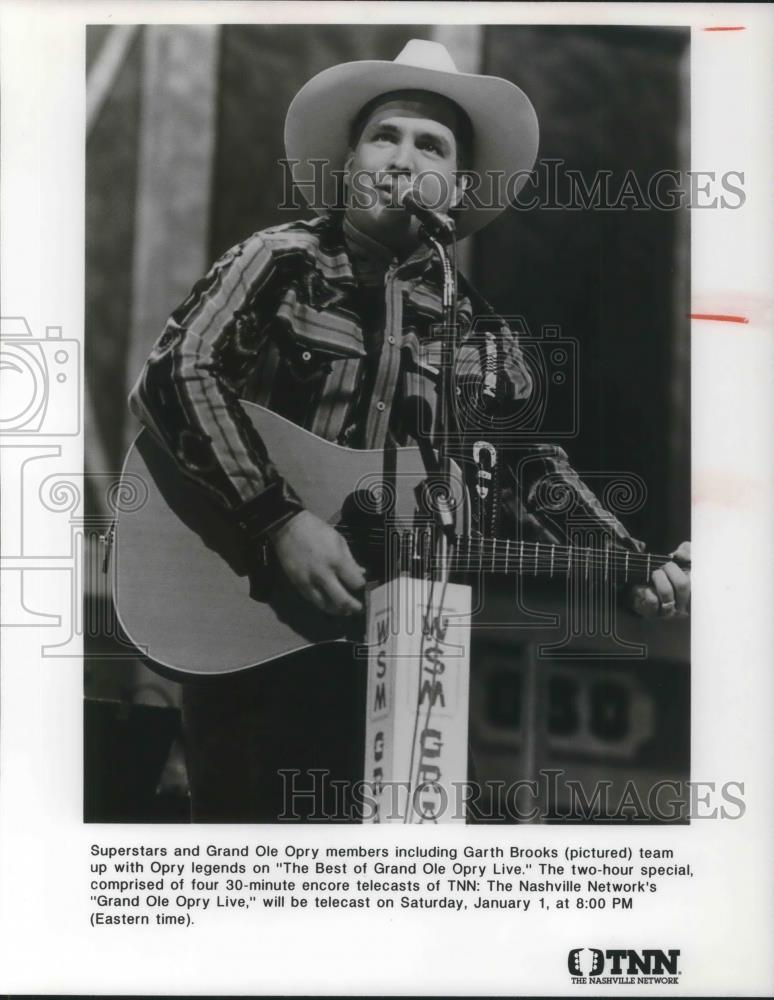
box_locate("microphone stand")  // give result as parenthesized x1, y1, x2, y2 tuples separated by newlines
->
(363, 203, 472, 825)
(417, 222, 459, 583)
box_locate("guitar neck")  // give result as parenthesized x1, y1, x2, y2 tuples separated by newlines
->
(387, 531, 673, 586)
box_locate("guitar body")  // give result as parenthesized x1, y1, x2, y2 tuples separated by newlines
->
(114, 402, 470, 676)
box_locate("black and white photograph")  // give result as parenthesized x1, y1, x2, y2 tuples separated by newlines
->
(85, 22, 693, 824)
(1, 3, 772, 996)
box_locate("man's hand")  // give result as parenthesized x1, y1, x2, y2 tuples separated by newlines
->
(629, 541, 691, 619)
(268, 511, 366, 616)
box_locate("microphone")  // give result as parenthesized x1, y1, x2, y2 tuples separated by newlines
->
(399, 190, 455, 240)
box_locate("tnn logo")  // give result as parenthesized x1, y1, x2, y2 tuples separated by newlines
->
(568, 948, 680, 977)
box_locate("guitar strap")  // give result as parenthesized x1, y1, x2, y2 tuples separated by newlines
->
(473, 440, 499, 541)
(456, 271, 504, 541)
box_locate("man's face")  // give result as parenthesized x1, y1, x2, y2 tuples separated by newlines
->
(343, 96, 465, 252)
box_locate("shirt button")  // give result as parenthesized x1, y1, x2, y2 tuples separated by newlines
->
(301, 351, 312, 362)
(376, 401, 386, 412)
(387, 336, 396, 345)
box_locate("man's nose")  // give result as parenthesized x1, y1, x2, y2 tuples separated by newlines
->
(387, 139, 416, 173)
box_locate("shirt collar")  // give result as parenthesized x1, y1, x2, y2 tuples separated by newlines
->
(306, 215, 470, 325)
(341, 214, 435, 286)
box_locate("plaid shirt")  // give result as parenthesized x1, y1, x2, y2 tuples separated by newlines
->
(129, 214, 642, 551)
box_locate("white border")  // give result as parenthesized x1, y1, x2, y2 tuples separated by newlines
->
(1, 2, 773, 995)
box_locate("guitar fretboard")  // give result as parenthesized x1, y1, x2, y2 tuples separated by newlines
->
(444, 535, 667, 585)
(343, 527, 678, 586)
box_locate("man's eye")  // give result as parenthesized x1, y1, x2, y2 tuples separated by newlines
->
(371, 131, 394, 143)
(419, 140, 442, 155)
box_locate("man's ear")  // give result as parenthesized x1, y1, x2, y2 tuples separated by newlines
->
(342, 150, 354, 189)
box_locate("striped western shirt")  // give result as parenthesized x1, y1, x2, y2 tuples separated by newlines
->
(129, 214, 642, 552)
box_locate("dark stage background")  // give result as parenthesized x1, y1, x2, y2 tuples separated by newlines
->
(84, 24, 690, 823)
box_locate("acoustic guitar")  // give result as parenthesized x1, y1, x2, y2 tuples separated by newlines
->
(112, 402, 668, 676)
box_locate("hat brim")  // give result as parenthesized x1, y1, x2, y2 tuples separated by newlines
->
(284, 58, 539, 240)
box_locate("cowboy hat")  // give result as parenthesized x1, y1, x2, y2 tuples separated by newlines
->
(284, 38, 539, 239)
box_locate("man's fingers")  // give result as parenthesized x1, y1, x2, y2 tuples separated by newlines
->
(671, 540, 691, 566)
(305, 582, 330, 615)
(649, 567, 675, 614)
(315, 571, 363, 616)
(335, 545, 367, 593)
(630, 584, 660, 618)
(630, 543, 692, 620)
(297, 575, 355, 617)
(661, 561, 690, 614)
(292, 566, 363, 615)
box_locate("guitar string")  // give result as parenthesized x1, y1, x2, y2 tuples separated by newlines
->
(331, 523, 678, 561)
(330, 527, 683, 570)
(332, 526, 679, 563)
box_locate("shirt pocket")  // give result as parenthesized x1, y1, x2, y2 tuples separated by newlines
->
(274, 285, 366, 383)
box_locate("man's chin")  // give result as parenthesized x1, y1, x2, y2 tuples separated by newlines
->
(346, 204, 419, 252)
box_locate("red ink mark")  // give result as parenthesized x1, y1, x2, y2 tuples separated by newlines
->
(688, 313, 749, 324)
(703, 26, 745, 31)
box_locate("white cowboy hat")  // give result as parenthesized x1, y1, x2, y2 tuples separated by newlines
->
(284, 38, 539, 239)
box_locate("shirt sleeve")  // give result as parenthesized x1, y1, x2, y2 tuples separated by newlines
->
(465, 311, 645, 553)
(504, 443, 646, 552)
(454, 272, 534, 404)
(128, 232, 304, 542)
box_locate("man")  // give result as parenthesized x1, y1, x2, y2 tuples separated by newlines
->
(129, 39, 690, 821)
